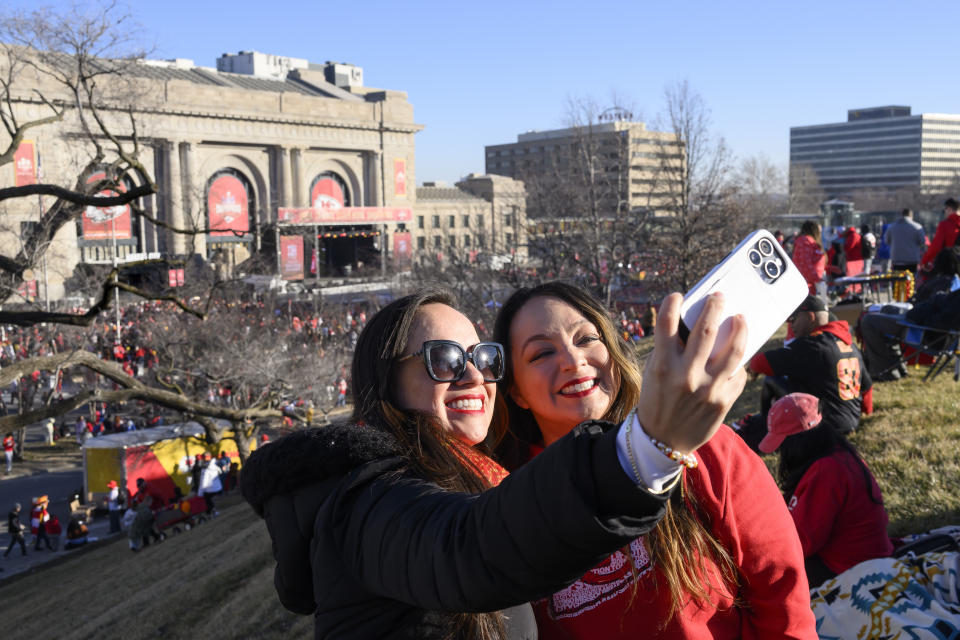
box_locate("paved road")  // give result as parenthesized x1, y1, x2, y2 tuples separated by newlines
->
(0, 467, 118, 579)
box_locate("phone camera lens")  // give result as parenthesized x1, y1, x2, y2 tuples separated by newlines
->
(758, 239, 775, 256)
(763, 260, 781, 279)
(748, 249, 762, 266)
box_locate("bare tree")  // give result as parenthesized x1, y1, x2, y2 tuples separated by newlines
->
(644, 80, 743, 294)
(517, 96, 654, 304)
(0, 3, 306, 454)
(732, 154, 788, 230)
(787, 163, 826, 213)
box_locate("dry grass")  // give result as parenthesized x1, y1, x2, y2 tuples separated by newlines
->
(711, 328, 960, 538)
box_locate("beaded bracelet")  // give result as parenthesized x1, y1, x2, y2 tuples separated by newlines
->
(627, 410, 698, 470)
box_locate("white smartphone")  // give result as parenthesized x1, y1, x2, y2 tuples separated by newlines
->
(679, 229, 809, 368)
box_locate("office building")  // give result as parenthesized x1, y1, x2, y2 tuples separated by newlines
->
(790, 106, 960, 202)
(485, 120, 683, 217)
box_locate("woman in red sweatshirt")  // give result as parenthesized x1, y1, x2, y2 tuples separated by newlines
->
(759, 392, 893, 588)
(792, 221, 826, 295)
(495, 282, 817, 639)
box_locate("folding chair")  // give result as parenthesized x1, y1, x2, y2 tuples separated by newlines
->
(897, 321, 960, 382)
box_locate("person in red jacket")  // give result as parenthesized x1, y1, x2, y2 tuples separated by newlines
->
(841, 226, 862, 262)
(759, 392, 893, 587)
(792, 221, 827, 295)
(920, 197, 960, 270)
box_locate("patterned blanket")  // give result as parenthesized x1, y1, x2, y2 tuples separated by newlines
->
(811, 551, 960, 639)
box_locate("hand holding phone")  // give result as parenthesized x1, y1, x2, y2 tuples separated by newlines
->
(636, 292, 747, 455)
(679, 230, 809, 369)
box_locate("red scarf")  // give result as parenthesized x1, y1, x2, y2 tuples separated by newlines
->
(450, 439, 509, 487)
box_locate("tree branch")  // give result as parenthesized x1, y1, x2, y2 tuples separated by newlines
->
(0, 181, 153, 205)
(0, 350, 302, 431)
(0, 263, 205, 326)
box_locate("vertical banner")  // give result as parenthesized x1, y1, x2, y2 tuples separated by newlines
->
(393, 159, 407, 197)
(14, 141, 36, 186)
(82, 171, 133, 240)
(17, 280, 37, 300)
(392, 231, 412, 271)
(311, 175, 345, 210)
(167, 269, 185, 287)
(310, 248, 317, 274)
(207, 174, 250, 237)
(280, 236, 305, 281)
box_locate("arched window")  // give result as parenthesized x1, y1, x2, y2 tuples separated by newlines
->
(309, 171, 351, 209)
(206, 168, 254, 239)
(77, 169, 142, 263)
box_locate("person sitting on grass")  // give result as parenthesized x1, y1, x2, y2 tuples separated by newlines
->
(759, 392, 893, 588)
(737, 295, 873, 451)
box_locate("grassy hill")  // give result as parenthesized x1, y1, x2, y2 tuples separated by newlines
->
(2, 343, 959, 637)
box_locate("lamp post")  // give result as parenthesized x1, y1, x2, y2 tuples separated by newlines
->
(112, 214, 121, 347)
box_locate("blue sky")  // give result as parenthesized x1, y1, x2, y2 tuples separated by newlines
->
(14, 0, 960, 186)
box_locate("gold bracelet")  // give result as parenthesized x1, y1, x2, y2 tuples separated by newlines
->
(629, 410, 698, 470)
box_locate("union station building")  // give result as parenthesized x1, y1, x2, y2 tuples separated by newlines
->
(2, 50, 525, 301)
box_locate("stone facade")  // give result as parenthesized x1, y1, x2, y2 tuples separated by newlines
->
(2, 51, 422, 300)
(414, 174, 527, 264)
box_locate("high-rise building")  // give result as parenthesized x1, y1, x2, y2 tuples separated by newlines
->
(485, 120, 683, 217)
(790, 106, 960, 202)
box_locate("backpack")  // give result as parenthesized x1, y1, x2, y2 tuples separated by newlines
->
(861, 233, 876, 260)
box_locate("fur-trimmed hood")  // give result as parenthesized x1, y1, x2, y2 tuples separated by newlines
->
(241, 422, 400, 517)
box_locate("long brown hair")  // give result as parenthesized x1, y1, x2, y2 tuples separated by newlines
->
(492, 281, 740, 620)
(799, 220, 823, 251)
(352, 288, 506, 639)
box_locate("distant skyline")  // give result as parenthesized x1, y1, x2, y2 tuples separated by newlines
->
(8, 0, 960, 186)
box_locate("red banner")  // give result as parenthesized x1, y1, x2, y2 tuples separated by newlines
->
(14, 141, 36, 186)
(82, 171, 132, 241)
(280, 236, 304, 281)
(311, 176, 345, 210)
(278, 207, 412, 225)
(208, 174, 250, 237)
(310, 248, 317, 274)
(167, 268, 185, 287)
(16, 280, 37, 300)
(394, 159, 407, 197)
(392, 231, 412, 271)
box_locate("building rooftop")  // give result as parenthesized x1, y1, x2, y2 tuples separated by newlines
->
(416, 186, 486, 202)
(132, 59, 349, 98)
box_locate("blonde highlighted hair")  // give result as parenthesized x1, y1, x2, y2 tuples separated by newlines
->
(492, 281, 741, 620)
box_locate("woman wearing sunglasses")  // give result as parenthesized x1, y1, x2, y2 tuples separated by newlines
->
(243, 288, 746, 639)
(493, 281, 817, 639)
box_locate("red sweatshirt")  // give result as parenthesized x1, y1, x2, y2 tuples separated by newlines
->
(532, 426, 817, 639)
(791, 235, 826, 293)
(788, 448, 893, 575)
(920, 212, 960, 268)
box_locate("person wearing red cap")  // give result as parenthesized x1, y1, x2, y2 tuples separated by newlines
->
(760, 393, 893, 588)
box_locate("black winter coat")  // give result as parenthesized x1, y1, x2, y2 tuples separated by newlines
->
(242, 421, 672, 640)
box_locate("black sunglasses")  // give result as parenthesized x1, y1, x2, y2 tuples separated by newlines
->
(396, 340, 505, 383)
